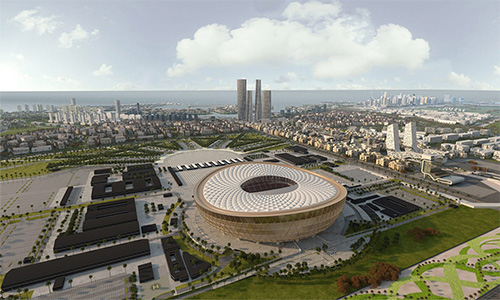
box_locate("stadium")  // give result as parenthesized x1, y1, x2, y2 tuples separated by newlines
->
(194, 162, 347, 243)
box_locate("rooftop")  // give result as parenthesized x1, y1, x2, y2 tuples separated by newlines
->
(200, 163, 339, 213)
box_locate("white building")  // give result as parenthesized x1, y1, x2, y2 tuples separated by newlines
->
(386, 123, 400, 152)
(403, 121, 419, 152)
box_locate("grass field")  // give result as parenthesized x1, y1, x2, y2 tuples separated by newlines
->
(486, 120, 500, 134)
(0, 160, 62, 179)
(191, 136, 220, 148)
(190, 206, 500, 299)
(0, 125, 51, 136)
(173, 235, 218, 267)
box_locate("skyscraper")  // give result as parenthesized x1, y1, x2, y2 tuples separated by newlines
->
(136, 103, 141, 114)
(386, 124, 400, 152)
(237, 79, 247, 121)
(115, 99, 121, 119)
(246, 90, 253, 122)
(404, 122, 419, 152)
(262, 90, 271, 119)
(254, 79, 262, 121)
(71, 98, 77, 106)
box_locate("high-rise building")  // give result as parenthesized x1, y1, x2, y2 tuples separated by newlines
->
(386, 124, 400, 152)
(404, 122, 419, 152)
(25, 104, 29, 112)
(254, 79, 262, 121)
(246, 91, 253, 122)
(262, 90, 272, 119)
(237, 79, 247, 121)
(71, 98, 77, 106)
(136, 103, 141, 114)
(17, 105, 22, 112)
(115, 99, 121, 119)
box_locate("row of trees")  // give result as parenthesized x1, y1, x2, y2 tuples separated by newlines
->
(336, 262, 401, 293)
(407, 227, 440, 242)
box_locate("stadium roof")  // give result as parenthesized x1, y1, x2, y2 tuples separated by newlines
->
(200, 163, 339, 213)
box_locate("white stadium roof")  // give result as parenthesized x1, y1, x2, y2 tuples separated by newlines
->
(202, 163, 338, 213)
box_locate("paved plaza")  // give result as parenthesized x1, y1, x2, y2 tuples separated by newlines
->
(1, 218, 47, 271)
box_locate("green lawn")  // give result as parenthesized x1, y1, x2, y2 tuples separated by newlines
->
(191, 136, 220, 148)
(0, 125, 51, 136)
(0, 160, 62, 180)
(173, 235, 218, 266)
(486, 120, 500, 134)
(190, 207, 500, 299)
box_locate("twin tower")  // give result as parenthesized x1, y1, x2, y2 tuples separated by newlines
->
(237, 79, 271, 122)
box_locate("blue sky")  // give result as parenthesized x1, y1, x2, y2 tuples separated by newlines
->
(1, 0, 499, 91)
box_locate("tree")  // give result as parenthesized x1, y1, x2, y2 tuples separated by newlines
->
(68, 279, 73, 288)
(89, 274, 93, 283)
(123, 263, 127, 274)
(46, 281, 52, 294)
(107, 265, 112, 277)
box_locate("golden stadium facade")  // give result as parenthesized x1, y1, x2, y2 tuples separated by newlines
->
(193, 162, 347, 243)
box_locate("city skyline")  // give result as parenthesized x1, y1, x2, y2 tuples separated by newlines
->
(1, 0, 499, 92)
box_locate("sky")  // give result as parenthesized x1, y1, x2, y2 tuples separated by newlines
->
(0, 0, 499, 91)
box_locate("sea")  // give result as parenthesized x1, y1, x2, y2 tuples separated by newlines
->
(0, 90, 499, 112)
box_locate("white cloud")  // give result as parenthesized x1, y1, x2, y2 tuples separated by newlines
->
(333, 82, 367, 90)
(205, 77, 213, 82)
(59, 24, 99, 48)
(494, 65, 500, 76)
(0, 63, 30, 91)
(472, 82, 494, 90)
(393, 77, 401, 82)
(93, 64, 113, 76)
(15, 54, 24, 60)
(112, 82, 141, 91)
(167, 1, 430, 79)
(275, 72, 297, 83)
(43, 75, 80, 87)
(282, 0, 341, 23)
(448, 71, 471, 88)
(12, 8, 60, 34)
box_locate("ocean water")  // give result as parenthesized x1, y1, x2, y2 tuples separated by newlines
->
(0, 90, 498, 112)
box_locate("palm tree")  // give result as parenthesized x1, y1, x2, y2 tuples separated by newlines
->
(123, 263, 127, 274)
(23, 288, 29, 298)
(46, 281, 52, 294)
(89, 274, 93, 283)
(107, 265, 112, 277)
(68, 279, 73, 288)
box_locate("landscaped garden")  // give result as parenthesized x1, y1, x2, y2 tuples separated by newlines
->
(190, 206, 500, 299)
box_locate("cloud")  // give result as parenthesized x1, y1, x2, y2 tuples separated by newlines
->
(275, 72, 297, 83)
(43, 75, 80, 87)
(472, 82, 494, 90)
(167, 0, 430, 79)
(59, 24, 99, 48)
(93, 64, 113, 76)
(448, 71, 471, 88)
(447, 71, 496, 90)
(112, 82, 141, 91)
(12, 8, 60, 34)
(393, 77, 401, 82)
(15, 54, 24, 60)
(282, 0, 341, 23)
(0, 63, 30, 91)
(494, 65, 500, 76)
